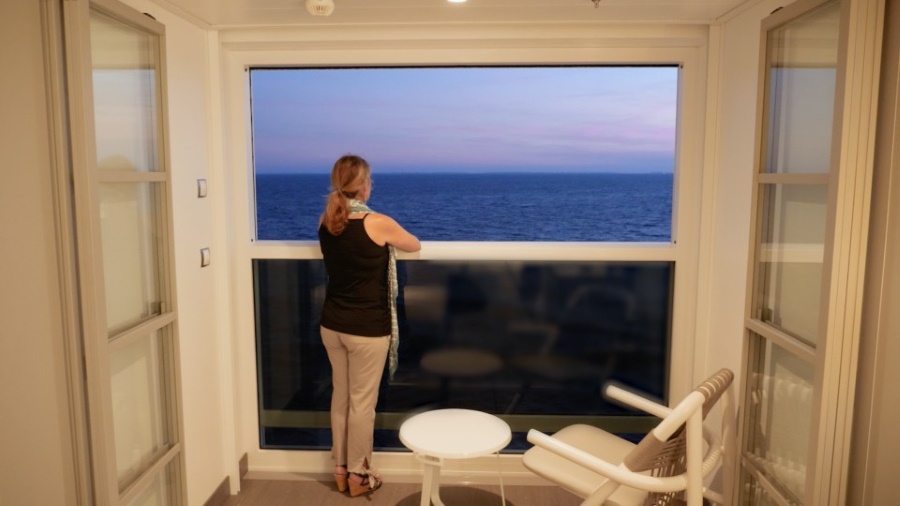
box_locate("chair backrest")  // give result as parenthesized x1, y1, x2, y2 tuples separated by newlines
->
(622, 369, 734, 506)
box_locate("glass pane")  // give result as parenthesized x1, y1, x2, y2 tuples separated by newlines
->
(126, 460, 177, 506)
(254, 259, 672, 450)
(757, 184, 827, 345)
(745, 334, 813, 504)
(255, 172, 673, 242)
(764, 2, 839, 174)
(111, 329, 171, 489)
(100, 183, 162, 335)
(90, 10, 160, 172)
(250, 66, 678, 242)
(740, 470, 802, 506)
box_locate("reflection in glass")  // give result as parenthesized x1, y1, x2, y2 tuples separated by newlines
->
(111, 329, 170, 489)
(757, 184, 827, 345)
(126, 460, 176, 506)
(254, 259, 673, 450)
(90, 10, 159, 172)
(100, 183, 161, 335)
(764, 2, 839, 174)
(745, 335, 812, 503)
(741, 470, 801, 506)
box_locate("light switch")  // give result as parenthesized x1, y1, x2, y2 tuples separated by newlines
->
(197, 179, 208, 198)
(200, 248, 210, 267)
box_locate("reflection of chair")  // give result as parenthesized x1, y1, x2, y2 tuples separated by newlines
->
(503, 284, 634, 413)
(523, 369, 735, 506)
(503, 321, 615, 413)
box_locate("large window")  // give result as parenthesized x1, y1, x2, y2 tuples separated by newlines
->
(250, 66, 677, 242)
(247, 65, 681, 452)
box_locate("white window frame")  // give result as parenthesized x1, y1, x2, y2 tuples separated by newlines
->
(216, 24, 712, 477)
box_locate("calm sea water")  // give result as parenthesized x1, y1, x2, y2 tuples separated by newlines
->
(255, 173, 672, 242)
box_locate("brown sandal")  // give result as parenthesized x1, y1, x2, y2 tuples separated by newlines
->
(348, 471, 382, 497)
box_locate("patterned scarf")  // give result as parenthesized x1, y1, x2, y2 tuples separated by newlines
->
(348, 199, 400, 380)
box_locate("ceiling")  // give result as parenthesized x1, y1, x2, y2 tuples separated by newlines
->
(152, 0, 756, 29)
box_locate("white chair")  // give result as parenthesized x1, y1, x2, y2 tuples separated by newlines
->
(523, 368, 735, 506)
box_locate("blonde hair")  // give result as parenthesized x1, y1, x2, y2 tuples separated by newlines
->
(323, 154, 371, 235)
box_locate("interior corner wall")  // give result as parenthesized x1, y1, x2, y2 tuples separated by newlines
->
(117, 1, 229, 504)
(702, 0, 785, 379)
(0, 0, 78, 504)
(849, 0, 900, 503)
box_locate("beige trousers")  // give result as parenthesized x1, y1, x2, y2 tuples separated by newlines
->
(320, 326, 390, 475)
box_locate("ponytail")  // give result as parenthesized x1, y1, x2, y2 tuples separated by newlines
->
(322, 154, 371, 235)
(323, 190, 350, 235)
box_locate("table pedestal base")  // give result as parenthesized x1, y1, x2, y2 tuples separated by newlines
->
(415, 453, 506, 506)
(419, 455, 444, 506)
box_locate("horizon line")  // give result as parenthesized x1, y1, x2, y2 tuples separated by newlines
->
(255, 170, 675, 175)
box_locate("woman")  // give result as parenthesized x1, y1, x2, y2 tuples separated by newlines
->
(318, 154, 421, 497)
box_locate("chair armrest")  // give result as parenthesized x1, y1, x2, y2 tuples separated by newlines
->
(603, 387, 724, 477)
(527, 429, 688, 493)
(604, 383, 672, 419)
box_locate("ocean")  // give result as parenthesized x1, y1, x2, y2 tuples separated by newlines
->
(255, 172, 672, 242)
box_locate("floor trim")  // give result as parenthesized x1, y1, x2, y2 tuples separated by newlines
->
(203, 476, 231, 506)
(239, 453, 248, 478)
(242, 468, 549, 487)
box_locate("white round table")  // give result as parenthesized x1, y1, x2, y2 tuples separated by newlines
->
(399, 408, 512, 506)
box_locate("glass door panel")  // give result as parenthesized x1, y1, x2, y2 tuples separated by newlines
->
(764, 3, 839, 174)
(757, 183, 827, 344)
(90, 10, 160, 173)
(745, 335, 814, 502)
(742, 471, 802, 506)
(110, 329, 171, 488)
(741, 1, 843, 504)
(126, 461, 177, 506)
(99, 182, 162, 335)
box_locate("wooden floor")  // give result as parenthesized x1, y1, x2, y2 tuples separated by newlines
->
(222, 478, 582, 505)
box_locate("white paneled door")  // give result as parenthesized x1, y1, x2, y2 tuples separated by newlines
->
(62, 0, 186, 503)
(738, 0, 884, 505)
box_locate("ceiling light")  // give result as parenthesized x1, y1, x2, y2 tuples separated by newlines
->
(448, 0, 467, 3)
(306, 0, 335, 16)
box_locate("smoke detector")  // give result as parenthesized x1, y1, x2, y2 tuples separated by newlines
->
(306, 0, 335, 16)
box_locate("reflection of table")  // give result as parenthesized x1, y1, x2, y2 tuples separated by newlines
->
(399, 409, 511, 506)
(419, 348, 503, 377)
(420, 348, 504, 407)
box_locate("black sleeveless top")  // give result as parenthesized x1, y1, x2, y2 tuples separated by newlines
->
(318, 216, 391, 337)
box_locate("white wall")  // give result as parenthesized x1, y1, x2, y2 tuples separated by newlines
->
(850, 0, 900, 502)
(117, 1, 236, 503)
(0, 0, 79, 504)
(699, 0, 787, 382)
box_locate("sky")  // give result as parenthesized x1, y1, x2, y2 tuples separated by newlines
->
(250, 66, 678, 174)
